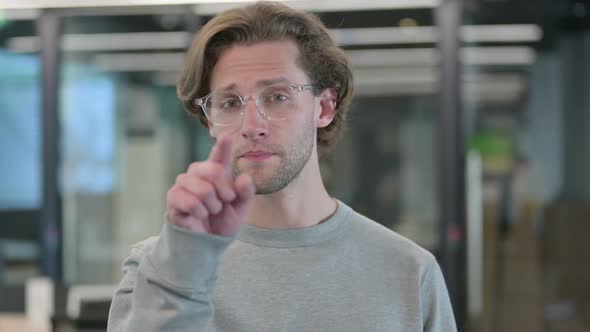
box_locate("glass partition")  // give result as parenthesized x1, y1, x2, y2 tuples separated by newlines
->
(54, 5, 448, 285)
(57, 9, 193, 284)
(462, 1, 590, 331)
(0, 11, 41, 311)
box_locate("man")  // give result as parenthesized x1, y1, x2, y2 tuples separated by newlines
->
(107, 2, 457, 331)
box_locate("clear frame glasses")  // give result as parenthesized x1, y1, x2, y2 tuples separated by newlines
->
(194, 83, 314, 126)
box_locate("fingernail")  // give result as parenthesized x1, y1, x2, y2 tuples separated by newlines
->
(226, 190, 237, 202)
(230, 192, 237, 202)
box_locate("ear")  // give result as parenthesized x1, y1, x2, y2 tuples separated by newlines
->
(316, 88, 337, 128)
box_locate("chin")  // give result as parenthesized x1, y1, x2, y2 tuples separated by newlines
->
(242, 166, 273, 182)
(240, 167, 287, 194)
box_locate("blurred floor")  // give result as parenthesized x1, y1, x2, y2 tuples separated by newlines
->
(0, 314, 47, 332)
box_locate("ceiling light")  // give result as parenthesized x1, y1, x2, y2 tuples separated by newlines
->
(334, 24, 542, 46)
(94, 52, 185, 72)
(462, 24, 543, 43)
(0, 8, 40, 20)
(8, 32, 190, 53)
(0, 0, 438, 10)
(194, 0, 439, 15)
(346, 48, 436, 67)
(462, 46, 536, 66)
(346, 46, 535, 67)
(333, 26, 437, 46)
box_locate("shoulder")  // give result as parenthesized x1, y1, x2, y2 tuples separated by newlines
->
(342, 205, 437, 272)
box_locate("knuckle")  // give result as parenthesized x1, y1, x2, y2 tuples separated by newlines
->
(167, 210, 180, 224)
(210, 164, 224, 179)
(194, 204, 209, 219)
(211, 202, 222, 214)
(173, 191, 196, 211)
(187, 161, 203, 174)
(215, 200, 223, 213)
(198, 182, 215, 197)
(200, 162, 221, 179)
(184, 196, 200, 211)
(166, 187, 178, 202)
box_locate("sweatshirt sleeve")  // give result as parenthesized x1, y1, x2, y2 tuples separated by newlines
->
(421, 255, 458, 332)
(107, 221, 234, 332)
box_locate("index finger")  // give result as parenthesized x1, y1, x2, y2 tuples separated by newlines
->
(208, 135, 232, 167)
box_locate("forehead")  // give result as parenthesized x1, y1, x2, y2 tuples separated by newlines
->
(209, 40, 309, 91)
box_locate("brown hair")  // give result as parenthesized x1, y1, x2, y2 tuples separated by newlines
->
(177, 1, 354, 154)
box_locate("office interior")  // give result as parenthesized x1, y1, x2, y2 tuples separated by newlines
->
(0, 0, 589, 331)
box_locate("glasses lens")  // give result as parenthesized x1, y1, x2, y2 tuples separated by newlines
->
(258, 85, 297, 119)
(206, 92, 243, 125)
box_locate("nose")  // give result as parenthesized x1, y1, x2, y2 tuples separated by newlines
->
(240, 98, 269, 141)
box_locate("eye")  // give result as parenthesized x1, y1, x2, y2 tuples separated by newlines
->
(270, 94, 288, 103)
(210, 94, 241, 111)
(221, 98, 241, 109)
(262, 87, 292, 105)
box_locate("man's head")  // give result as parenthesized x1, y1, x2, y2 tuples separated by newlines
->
(178, 1, 353, 151)
(177, 1, 353, 194)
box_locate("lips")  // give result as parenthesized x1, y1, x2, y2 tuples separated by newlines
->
(243, 151, 273, 157)
(240, 150, 275, 162)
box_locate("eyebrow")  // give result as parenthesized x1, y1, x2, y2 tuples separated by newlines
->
(216, 77, 291, 92)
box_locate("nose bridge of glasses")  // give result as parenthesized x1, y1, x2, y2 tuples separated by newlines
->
(241, 94, 270, 120)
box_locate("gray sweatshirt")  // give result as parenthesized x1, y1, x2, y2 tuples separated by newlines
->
(107, 200, 457, 331)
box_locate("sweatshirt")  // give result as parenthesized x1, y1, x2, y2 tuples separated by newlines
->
(107, 200, 457, 331)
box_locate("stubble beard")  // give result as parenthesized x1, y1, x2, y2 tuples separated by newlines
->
(232, 115, 315, 195)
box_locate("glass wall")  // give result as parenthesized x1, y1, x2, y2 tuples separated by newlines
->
(463, 1, 590, 331)
(0, 10, 42, 311)
(57, 9, 194, 284)
(324, 96, 440, 252)
(0, 3, 452, 316)
(53, 5, 447, 285)
(4, 2, 589, 330)
(317, 7, 443, 255)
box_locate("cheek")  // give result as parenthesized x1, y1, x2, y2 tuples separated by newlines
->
(210, 125, 241, 139)
(291, 111, 317, 141)
(312, 100, 323, 125)
(208, 122, 218, 138)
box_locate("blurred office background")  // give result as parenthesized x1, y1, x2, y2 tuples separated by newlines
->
(0, 0, 589, 331)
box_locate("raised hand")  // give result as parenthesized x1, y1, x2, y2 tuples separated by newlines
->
(166, 135, 255, 237)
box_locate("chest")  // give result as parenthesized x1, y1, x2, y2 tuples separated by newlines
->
(210, 246, 423, 332)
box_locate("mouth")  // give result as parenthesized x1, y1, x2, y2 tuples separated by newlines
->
(240, 150, 275, 162)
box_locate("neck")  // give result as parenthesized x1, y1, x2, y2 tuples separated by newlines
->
(244, 150, 336, 230)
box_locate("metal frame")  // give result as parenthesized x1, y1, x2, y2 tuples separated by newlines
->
(39, 8, 63, 282)
(436, 0, 466, 329)
(184, 10, 203, 162)
(38, 1, 198, 285)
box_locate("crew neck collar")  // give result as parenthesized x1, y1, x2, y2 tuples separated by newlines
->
(236, 199, 351, 248)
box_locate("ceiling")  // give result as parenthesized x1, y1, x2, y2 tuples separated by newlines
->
(0, 0, 588, 101)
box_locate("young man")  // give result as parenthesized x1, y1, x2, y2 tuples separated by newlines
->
(107, 2, 457, 331)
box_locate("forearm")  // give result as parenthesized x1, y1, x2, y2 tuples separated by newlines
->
(108, 260, 215, 331)
(107, 223, 234, 332)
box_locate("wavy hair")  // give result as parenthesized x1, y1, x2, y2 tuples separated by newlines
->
(177, 1, 354, 154)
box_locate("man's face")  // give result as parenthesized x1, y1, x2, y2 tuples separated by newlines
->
(208, 40, 321, 194)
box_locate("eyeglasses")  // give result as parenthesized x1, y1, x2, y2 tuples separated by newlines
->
(194, 83, 314, 126)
